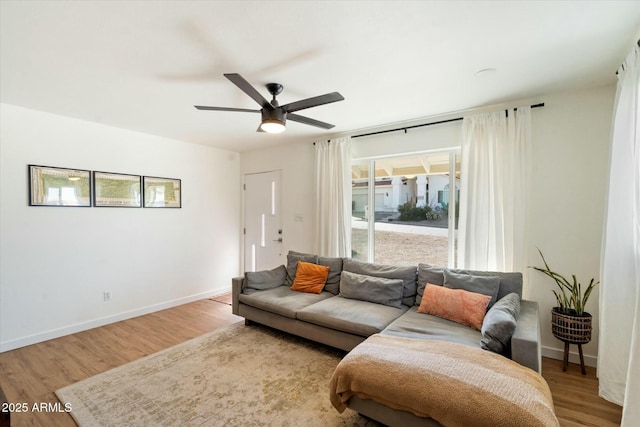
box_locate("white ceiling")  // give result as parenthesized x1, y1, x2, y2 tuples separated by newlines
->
(1, 1, 639, 153)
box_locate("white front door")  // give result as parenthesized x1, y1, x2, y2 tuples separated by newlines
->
(244, 170, 283, 272)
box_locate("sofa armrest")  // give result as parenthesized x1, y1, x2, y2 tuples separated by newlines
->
(511, 299, 541, 373)
(232, 276, 244, 316)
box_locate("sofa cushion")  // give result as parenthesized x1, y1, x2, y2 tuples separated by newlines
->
(297, 296, 409, 337)
(417, 284, 491, 330)
(318, 256, 343, 295)
(343, 258, 417, 306)
(417, 264, 446, 290)
(285, 251, 318, 286)
(381, 306, 482, 348)
(238, 286, 332, 319)
(338, 271, 404, 309)
(443, 270, 500, 309)
(244, 265, 287, 291)
(291, 261, 329, 294)
(481, 292, 521, 354)
(416, 264, 523, 305)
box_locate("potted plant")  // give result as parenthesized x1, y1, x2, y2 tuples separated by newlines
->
(531, 248, 599, 345)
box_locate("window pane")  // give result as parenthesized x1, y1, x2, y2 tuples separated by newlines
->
(351, 161, 369, 261)
(365, 153, 459, 267)
(451, 152, 460, 266)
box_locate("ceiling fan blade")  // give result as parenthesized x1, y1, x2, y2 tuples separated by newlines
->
(224, 73, 274, 110)
(281, 92, 344, 113)
(288, 113, 335, 129)
(194, 105, 260, 113)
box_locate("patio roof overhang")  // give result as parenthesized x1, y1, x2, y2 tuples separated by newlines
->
(352, 153, 460, 180)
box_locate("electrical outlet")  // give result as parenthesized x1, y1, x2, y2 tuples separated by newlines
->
(103, 291, 111, 302)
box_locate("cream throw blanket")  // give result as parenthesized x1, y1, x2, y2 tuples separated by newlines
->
(330, 334, 559, 427)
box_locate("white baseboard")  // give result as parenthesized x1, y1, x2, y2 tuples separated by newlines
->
(0, 286, 231, 353)
(542, 345, 598, 368)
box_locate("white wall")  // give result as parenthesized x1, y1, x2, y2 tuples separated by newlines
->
(0, 104, 241, 351)
(526, 85, 614, 366)
(351, 119, 462, 158)
(239, 84, 615, 366)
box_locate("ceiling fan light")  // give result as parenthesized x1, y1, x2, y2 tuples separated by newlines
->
(260, 120, 286, 134)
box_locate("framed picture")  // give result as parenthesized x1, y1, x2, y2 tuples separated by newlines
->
(143, 176, 181, 208)
(93, 171, 142, 207)
(28, 165, 91, 207)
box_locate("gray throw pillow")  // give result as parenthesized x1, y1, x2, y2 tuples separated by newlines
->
(416, 264, 446, 306)
(285, 251, 318, 286)
(481, 292, 521, 354)
(244, 265, 287, 292)
(339, 270, 404, 309)
(343, 258, 417, 306)
(318, 256, 343, 295)
(443, 270, 501, 309)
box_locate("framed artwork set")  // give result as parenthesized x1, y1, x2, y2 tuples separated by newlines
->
(28, 165, 181, 208)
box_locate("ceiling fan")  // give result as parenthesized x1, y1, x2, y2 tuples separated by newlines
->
(195, 73, 344, 133)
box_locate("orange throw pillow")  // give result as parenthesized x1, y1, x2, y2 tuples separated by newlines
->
(417, 284, 491, 330)
(291, 261, 329, 294)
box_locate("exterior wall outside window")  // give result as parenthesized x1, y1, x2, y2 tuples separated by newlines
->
(353, 174, 458, 216)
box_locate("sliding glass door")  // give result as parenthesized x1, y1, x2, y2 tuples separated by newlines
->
(351, 150, 460, 267)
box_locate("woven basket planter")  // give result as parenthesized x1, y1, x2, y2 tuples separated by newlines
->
(551, 308, 592, 344)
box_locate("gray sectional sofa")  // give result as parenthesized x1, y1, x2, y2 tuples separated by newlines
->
(231, 251, 541, 373)
(232, 251, 541, 426)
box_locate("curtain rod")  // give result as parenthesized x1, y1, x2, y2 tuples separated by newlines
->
(351, 103, 545, 139)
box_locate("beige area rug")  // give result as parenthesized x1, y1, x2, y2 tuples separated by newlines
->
(56, 322, 379, 427)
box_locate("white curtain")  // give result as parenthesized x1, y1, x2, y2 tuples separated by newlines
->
(314, 137, 352, 257)
(457, 107, 531, 272)
(598, 43, 640, 427)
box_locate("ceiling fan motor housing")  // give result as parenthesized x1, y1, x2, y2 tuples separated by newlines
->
(261, 107, 286, 124)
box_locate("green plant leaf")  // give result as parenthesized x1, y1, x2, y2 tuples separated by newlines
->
(530, 247, 599, 314)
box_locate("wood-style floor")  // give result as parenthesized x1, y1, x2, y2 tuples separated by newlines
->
(0, 297, 622, 427)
